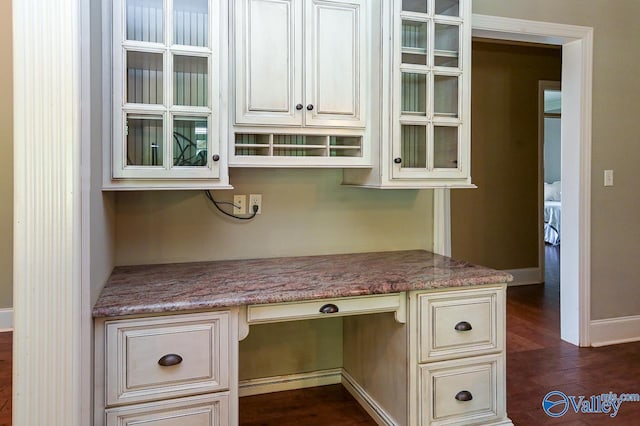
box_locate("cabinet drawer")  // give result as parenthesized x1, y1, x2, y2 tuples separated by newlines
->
(105, 312, 229, 406)
(105, 393, 229, 426)
(418, 287, 504, 362)
(419, 355, 505, 426)
(247, 293, 403, 324)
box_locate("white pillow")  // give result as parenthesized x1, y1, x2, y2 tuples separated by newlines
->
(544, 181, 561, 201)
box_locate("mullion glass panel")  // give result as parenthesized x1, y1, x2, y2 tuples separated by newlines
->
(434, 75, 458, 117)
(402, 20, 428, 65)
(127, 51, 164, 104)
(433, 126, 458, 168)
(401, 125, 427, 168)
(435, 0, 460, 17)
(126, 115, 164, 166)
(434, 23, 460, 67)
(402, 0, 427, 14)
(173, 55, 208, 107)
(126, 0, 164, 43)
(173, 117, 208, 167)
(173, 0, 208, 47)
(401, 73, 427, 116)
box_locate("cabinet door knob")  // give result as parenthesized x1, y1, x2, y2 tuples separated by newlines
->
(158, 354, 183, 367)
(393, 157, 402, 164)
(306, 104, 314, 111)
(296, 103, 304, 110)
(212, 154, 220, 162)
(319, 303, 339, 314)
(455, 390, 473, 402)
(454, 321, 473, 331)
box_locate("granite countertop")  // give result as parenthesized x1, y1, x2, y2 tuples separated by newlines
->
(92, 250, 513, 318)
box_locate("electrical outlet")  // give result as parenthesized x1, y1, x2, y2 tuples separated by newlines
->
(249, 194, 262, 214)
(233, 195, 247, 215)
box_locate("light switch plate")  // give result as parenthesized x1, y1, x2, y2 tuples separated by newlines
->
(604, 170, 614, 187)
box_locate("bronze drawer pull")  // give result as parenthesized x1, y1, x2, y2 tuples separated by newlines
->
(454, 321, 473, 332)
(158, 354, 183, 367)
(455, 390, 473, 402)
(319, 303, 339, 314)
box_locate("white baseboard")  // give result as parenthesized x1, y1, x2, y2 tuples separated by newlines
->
(0, 308, 13, 331)
(504, 267, 543, 286)
(238, 368, 342, 397)
(341, 370, 397, 426)
(590, 315, 640, 347)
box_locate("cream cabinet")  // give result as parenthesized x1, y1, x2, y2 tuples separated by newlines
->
(409, 286, 510, 425)
(94, 287, 511, 425)
(231, 0, 370, 166)
(105, 0, 231, 189)
(234, 0, 365, 128)
(343, 0, 474, 188)
(419, 354, 505, 426)
(94, 311, 238, 426)
(105, 394, 229, 426)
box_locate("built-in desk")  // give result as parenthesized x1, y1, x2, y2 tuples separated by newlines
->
(93, 250, 514, 425)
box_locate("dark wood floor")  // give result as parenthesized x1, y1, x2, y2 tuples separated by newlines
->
(240, 383, 375, 426)
(506, 245, 640, 425)
(3, 245, 640, 425)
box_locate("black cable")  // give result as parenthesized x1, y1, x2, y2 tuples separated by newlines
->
(174, 131, 207, 166)
(204, 190, 258, 221)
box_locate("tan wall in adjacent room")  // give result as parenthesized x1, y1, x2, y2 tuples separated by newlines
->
(451, 40, 561, 271)
(0, 0, 13, 309)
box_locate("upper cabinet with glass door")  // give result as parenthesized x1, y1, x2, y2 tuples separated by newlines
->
(107, 0, 231, 189)
(343, 0, 473, 188)
(393, 0, 471, 185)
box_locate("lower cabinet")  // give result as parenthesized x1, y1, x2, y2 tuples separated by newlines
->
(105, 393, 229, 426)
(419, 355, 505, 426)
(409, 286, 511, 426)
(94, 310, 239, 426)
(95, 286, 510, 425)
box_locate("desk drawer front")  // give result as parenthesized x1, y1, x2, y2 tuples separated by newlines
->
(419, 355, 504, 426)
(106, 312, 229, 406)
(418, 288, 503, 362)
(247, 293, 403, 324)
(105, 393, 229, 426)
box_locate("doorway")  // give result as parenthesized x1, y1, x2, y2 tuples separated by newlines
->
(540, 81, 562, 298)
(540, 82, 562, 326)
(436, 15, 593, 346)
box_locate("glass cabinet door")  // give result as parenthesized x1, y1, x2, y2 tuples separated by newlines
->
(113, 0, 221, 180)
(392, 0, 468, 181)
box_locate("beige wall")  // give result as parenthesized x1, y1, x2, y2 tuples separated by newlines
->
(451, 41, 561, 270)
(115, 169, 433, 265)
(0, 0, 13, 309)
(474, 0, 640, 319)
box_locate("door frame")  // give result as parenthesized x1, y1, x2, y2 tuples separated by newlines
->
(434, 15, 593, 346)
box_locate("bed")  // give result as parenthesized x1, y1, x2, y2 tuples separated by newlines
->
(544, 181, 561, 245)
